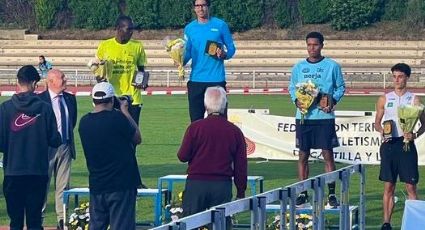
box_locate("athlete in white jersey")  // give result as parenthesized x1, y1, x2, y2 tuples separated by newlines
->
(383, 91, 415, 137)
(374, 63, 425, 230)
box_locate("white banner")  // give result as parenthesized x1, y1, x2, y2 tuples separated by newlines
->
(228, 109, 425, 165)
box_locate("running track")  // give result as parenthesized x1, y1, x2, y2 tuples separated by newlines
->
(0, 86, 423, 96)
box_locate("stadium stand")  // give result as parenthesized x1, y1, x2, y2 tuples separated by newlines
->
(0, 39, 424, 88)
(1, 40, 424, 70)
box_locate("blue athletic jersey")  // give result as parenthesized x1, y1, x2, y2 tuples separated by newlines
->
(183, 17, 236, 82)
(289, 57, 345, 120)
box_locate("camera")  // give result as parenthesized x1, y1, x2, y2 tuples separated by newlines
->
(113, 95, 133, 110)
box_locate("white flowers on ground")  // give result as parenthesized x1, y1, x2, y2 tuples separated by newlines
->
(164, 191, 184, 223)
(267, 213, 313, 230)
(69, 202, 90, 230)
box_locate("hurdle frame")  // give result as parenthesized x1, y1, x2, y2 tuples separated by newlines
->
(150, 164, 365, 230)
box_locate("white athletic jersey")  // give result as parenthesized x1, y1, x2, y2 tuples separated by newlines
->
(383, 91, 415, 137)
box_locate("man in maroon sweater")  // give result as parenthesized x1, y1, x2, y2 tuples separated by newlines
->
(178, 86, 247, 219)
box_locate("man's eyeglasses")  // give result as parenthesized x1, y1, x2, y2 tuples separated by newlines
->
(194, 4, 208, 8)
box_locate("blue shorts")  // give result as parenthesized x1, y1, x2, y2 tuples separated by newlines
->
(295, 119, 339, 152)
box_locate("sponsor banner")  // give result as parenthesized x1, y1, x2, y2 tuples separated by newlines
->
(228, 109, 425, 165)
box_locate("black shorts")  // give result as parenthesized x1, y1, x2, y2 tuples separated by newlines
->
(379, 137, 419, 184)
(187, 81, 227, 122)
(295, 119, 339, 152)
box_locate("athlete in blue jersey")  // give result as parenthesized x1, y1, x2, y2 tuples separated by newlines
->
(183, 0, 236, 122)
(288, 32, 345, 208)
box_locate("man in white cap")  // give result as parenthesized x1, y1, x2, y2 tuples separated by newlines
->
(78, 82, 142, 230)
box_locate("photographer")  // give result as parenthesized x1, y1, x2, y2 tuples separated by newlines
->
(78, 82, 142, 230)
(113, 95, 133, 111)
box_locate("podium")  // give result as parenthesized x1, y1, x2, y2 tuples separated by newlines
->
(401, 200, 425, 230)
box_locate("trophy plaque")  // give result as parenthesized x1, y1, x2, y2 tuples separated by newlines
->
(319, 93, 334, 111)
(132, 71, 150, 89)
(383, 120, 394, 140)
(204, 40, 222, 59)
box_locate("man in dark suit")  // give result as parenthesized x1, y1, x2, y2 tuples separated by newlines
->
(39, 69, 77, 230)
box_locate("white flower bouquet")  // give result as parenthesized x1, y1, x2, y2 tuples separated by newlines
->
(295, 80, 319, 124)
(69, 202, 90, 230)
(294, 214, 313, 230)
(165, 191, 184, 222)
(267, 213, 313, 230)
(398, 104, 424, 151)
(162, 36, 186, 81)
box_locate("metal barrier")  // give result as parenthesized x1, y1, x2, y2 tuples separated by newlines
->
(150, 164, 365, 230)
(1, 68, 424, 89)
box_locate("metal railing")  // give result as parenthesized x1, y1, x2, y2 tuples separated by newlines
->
(151, 164, 365, 230)
(0, 68, 423, 89)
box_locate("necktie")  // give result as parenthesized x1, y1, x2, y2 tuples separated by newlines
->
(58, 95, 67, 143)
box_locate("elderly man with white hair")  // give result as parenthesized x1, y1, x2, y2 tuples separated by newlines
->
(177, 86, 247, 220)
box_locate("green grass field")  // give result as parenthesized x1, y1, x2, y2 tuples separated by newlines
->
(0, 94, 423, 229)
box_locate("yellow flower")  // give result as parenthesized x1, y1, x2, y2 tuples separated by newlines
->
(162, 36, 186, 80)
(178, 191, 183, 202)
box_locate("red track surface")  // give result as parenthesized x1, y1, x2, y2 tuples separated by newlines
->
(1, 85, 423, 96)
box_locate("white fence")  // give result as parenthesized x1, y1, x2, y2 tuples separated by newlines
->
(0, 68, 424, 89)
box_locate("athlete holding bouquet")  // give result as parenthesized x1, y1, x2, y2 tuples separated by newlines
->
(374, 63, 425, 230)
(288, 32, 345, 208)
(96, 15, 147, 125)
(183, 0, 236, 122)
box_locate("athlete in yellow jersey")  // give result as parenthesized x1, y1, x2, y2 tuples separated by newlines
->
(96, 15, 147, 125)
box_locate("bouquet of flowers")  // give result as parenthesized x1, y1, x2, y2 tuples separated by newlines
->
(165, 191, 184, 222)
(293, 214, 313, 230)
(267, 213, 313, 230)
(69, 202, 90, 230)
(398, 104, 424, 151)
(295, 80, 319, 124)
(162, 36, 186, 81)
(266, 214, 281, 230)
(87, 59, 112, 83)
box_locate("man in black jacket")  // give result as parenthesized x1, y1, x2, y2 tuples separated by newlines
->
(0, 65, 61, 230)
(39, 69, 77, 230)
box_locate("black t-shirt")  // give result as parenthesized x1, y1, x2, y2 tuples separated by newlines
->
(78, 109, 141, 194)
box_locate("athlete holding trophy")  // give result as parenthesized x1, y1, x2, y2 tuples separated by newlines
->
(92, 15, 148, 125)
(289, 32, 345, 208)
(181, 0, 236, 122)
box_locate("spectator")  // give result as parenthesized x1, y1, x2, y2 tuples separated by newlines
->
(0, 65, 61, 230)
(288, 32, 345, 208)
(374, 63, 425, 230)
(177, 86, 247, 225)
(183, 0, 236, 122)
(39, 69, 77, 230)
(79, 82, 142, 230)
(38, 55, 53, 79)
(96, 15, 147, 125)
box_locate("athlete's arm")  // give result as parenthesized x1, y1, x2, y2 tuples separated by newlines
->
(374, 95, 386, 136)
(413, 95, 425, 139)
